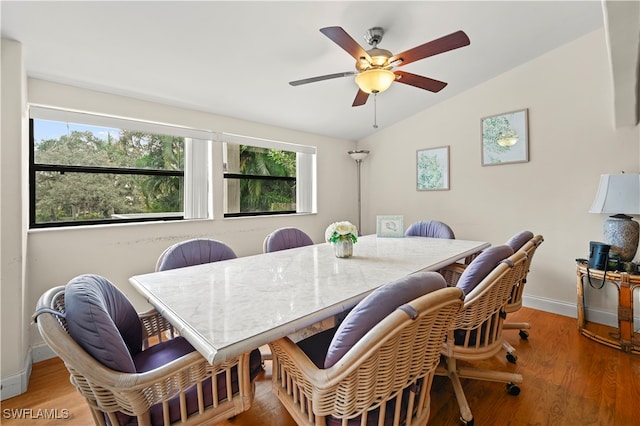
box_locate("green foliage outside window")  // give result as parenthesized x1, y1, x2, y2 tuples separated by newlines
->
(33, 124, 184, 224)
(236, 145, 296, 213)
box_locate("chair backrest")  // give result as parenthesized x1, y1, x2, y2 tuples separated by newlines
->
(263, 227, 313, 253)
(505, 230, 535, 251)
(454, 245, 514, 296)
(447, 249, 528, 353)
(405, 220, 455, 239)
(156, 238, 237, 271)
(324, 271, 448, 368)
(64, 274, 142, 372)
(505, 234, 544, 313)
(311, 282, 464, 424)
(33, 283, 148, 423)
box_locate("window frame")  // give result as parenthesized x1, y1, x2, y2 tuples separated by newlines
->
(221, 133, 316, 218)
(28, 106, 212, 228)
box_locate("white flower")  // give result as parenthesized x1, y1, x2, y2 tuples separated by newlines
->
(325, 221, 358, 244)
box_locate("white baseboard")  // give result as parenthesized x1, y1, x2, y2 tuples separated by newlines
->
(31, 342, 56, 363)
(0, 349, 32, 401)
(522, 294, 577, 318)
(0, 344, 57, 401)
(522, 295, 639, 329)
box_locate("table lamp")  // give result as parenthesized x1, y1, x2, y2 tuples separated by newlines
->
(589, 173, 640, 262)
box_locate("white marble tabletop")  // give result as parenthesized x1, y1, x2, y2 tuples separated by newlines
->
(129, 235, 489, 364)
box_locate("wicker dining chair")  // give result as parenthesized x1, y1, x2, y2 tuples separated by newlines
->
(33, 274, 261, 426)
(269, 272, 464, 426)
(155, 238, 237, 271)
(502, 233, 544, 362)
(263, 227, 314, 253)
(436, 246, 528, 426)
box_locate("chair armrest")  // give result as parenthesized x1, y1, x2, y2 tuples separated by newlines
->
(75, 347, 245, 416)
(269, 337, 325, 383)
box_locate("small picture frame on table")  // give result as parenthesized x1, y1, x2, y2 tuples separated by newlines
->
(376, 215, 404, 238)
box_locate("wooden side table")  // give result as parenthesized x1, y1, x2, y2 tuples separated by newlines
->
(576, 261, 640, 354)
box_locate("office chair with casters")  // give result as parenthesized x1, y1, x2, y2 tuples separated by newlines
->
(263, 227, 314, 253)
(269, 272, 464, 426)
(502, 232, 544, 363)
(33, 274, 262, 426)
(436, 246, 528, 426)
(156, 238, 237, 271)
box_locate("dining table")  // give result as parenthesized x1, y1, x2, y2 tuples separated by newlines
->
(129, 234, 489, 364)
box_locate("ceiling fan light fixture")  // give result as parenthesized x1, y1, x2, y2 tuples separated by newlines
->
(355, 69, 395, 94)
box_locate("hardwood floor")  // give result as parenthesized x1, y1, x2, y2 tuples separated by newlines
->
(3, 308, 639, 425)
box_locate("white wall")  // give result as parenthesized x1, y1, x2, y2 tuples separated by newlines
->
(1, 39, 31, 400)
(1, 76, 358, 398)
(358, 29, 640, 317)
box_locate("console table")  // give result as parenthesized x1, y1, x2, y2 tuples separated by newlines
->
(576, 261, 640, 354)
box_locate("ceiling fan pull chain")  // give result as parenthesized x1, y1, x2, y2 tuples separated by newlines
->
(373, 93, 378, 129)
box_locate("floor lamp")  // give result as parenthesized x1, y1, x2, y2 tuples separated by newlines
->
(348, 150, 370, 235)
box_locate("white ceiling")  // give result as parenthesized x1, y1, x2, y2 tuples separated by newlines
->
(1, 1, 605, 141)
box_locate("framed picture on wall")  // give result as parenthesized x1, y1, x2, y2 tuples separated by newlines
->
(416, 146, 450, 191)
(376, 215, 404, 238)
(481, 109, 529, 166)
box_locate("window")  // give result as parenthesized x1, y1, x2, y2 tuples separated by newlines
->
(221, 133, 316, 217)
(29, 107, 211, 228)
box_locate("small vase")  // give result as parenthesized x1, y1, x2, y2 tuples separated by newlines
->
(333, 240, 353, 258)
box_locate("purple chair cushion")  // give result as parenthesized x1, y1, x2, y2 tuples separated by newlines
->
(65, 274, 142, 373)
(505, 231, 534, 251)
(405, 221, 455, 239)
(158, 239, 237, 271)
(456, 245, 514, 296)
(323, 272, 447, 368)
(265, 228, 313, 252)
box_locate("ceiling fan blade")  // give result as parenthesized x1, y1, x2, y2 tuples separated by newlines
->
(320, 26, 372, 63)
(352, 89, 369, 107)
(394, 71, 448, 92)
(390, 30, 470, 67)
(289, 71, 357, 86)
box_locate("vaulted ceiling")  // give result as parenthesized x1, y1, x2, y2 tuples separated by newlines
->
(2, 1, 635, 141)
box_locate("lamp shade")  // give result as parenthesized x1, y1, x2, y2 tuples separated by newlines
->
(355, 69, 395, 94)
(589, 174, 640, 214)
(348, 150, 370, 161)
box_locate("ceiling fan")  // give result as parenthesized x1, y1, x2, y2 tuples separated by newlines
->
(289, 26, 470, 107)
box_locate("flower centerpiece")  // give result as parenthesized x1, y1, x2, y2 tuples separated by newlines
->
(325, 221, 358, 258)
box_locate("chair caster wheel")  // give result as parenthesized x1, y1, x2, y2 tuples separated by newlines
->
(506, 382, 521, 395)
(506, 352, 517, 364)
(459, 416, 474, 426)
(519, 330, 529, 340)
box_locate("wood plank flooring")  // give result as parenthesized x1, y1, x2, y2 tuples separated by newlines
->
(2, 308, 639, 425)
